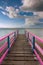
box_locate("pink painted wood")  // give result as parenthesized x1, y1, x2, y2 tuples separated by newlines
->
(26, 31, 43, 55)
(26, 31, 43, 65)
(0, 42, 7, 53)
(0, 31, 18, 64)
(0, 32, 14, 41)
(29, 32, 43, 44)
(34, 49, 43, 65)
(35, 42, 43, 55)
(0, 32, 16, 53)
(0, 49, 9, 64)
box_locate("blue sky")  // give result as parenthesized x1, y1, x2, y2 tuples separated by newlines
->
(0, 0, 24, 28)
(0, 0, 43, 28)
(0, 11, 25, 28)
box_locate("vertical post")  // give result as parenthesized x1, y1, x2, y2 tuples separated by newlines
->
(25, 31, 26, 37)
(17, 30, 18, 36)
(14, 32, 16, 41)
(32, 36, 35, 53)
(28, 32, 29, 41)
(8, 36, 10, 49)
(16, 30, 18, 37)
(27, 32, 29, 41)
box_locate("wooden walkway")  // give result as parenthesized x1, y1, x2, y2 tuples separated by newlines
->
(2, 34, 40, 65)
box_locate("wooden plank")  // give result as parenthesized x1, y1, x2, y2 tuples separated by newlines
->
(2, 34, 39, 65)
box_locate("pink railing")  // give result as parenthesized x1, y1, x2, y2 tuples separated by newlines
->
(0, 30, 18, 64)
(25, 31, 43, 65)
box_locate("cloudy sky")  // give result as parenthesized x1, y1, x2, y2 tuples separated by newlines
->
(0, 0, 43, 28)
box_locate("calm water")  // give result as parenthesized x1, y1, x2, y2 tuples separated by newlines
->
(0, 28, 25, 37)
(27, 28, 43, 39)
(0, 28, 43, 39)
(0, 28, 43, 47)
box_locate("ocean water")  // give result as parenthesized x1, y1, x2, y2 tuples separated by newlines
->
(0, 29, 15, 37)
(0, 28, 43, 39)
(26, 28, 43, 39)
(0, 28, 25, 38)
(0, 28, 43, 47)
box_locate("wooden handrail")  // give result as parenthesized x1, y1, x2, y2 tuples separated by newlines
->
(25, 31, 43, 65)
(0, 32, 15, 53)
(29, 31, 43, 44)
(0, 32, 14, 41)
(0, 30, 18, 64)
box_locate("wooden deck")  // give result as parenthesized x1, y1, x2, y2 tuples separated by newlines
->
(2, 34, 40, 65)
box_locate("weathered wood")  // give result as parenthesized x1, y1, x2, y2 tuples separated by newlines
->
(2, 34, 40, 65)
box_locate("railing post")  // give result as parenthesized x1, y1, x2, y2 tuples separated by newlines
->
(16, 31, 18, 38)
(17, 30, 18, 36)
(14, 32, 16, 41)
(32, 36, 35, 53)
(28, 32, 29, 41)
(8, 36, 10, 49)
(26, 32, 28, 41)
(25, 31, 26, 37)
(27, 32, 29, 41)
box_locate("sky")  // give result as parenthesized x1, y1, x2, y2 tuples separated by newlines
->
(0, 0, 43, 28)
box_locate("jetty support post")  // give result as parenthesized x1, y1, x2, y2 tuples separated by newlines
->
(28, 32, 29, 41)
(14, 32, 16, 41)
(8, 36, 10, 50)
(32, 36, 35, 53)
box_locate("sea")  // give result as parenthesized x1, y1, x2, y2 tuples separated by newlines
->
(0, 28, 43, 39)
(0, 28, 43, 47)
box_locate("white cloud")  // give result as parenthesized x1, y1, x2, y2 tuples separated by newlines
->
(33, 12, 43, 18)
(1, 6, 43, 19)
(1, 11, 6, 15)
(25, 18, 39, 26)
(16, 9, 19, 13)
(36, 12, 43, 18)
(1, 6, 19, 18)
(5, 6, 14, 12)
(20, 0, 41, 11)
(5, 6, 18, 18)
(0, 6, 3, 9)
(22, 0, 33, 7)
(23, 17, 43, 28)
(33, 12, 37, 16)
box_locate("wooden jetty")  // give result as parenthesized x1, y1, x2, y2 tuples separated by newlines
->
(0, 30, 43, 65)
